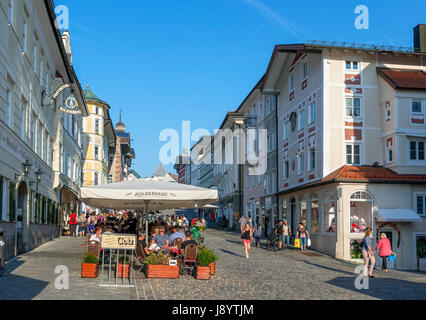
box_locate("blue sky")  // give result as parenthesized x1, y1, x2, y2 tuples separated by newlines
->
(58, 0, 426, 177)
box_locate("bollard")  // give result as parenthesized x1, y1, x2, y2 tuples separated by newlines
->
(0, 228, 5, 275)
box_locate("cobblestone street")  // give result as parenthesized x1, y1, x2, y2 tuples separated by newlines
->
(1, 229, 426, 300)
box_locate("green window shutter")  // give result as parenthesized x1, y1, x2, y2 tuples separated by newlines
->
(9, 181, 16, 222)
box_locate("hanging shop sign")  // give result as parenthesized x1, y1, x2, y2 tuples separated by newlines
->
(42, 83, 82, 114)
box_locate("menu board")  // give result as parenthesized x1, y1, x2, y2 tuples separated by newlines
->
(101, 234, 136, 250)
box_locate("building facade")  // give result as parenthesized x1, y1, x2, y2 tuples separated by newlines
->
(0, 0, 87, 258)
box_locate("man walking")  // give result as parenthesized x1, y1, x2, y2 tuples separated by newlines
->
(275, 220, 284, 249)
(68, 212, 78, 237)
(282, 220, 292, 248)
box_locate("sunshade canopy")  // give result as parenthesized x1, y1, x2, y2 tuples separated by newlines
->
(375, 208, 422, 223)
(80, 177, 218, 210)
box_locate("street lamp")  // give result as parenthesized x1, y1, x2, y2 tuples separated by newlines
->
(15, 160, 32, 180)
(35, 169, 43, 183)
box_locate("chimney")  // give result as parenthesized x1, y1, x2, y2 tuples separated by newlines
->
(414, 24, 426, 53)
(61, 30, 72, 65)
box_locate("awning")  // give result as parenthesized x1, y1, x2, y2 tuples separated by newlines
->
(375, 208, 422, 222)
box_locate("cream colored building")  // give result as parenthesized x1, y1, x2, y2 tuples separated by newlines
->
(81, 88, 115, 190)
(259, 25, 426, 270)
(0, 0, 87, 258)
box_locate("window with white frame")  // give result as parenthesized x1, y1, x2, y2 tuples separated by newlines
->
(94, 146, 99, 160)
(323, 193, 336, 233)
(346, 144, 360, 165)
(8, 0, 14, 25)
(23, 18, 27, 53)
(308, 102, 316, 124)
(302, 60, 308, 80)
(310, 194, 319, 233)
(346, 97, 361, 117)
(386, 146, 393, 164)
(39, 60, 43, 85)
(95, 119, 100, 134)
(94, 172, 99, 186)
(290, 73, 295, 91)
(410, 141, 425, 161)
(416, 194, 426, 216)
(284, 121, 290, 141)
(309, 148, 315, 171)
(411, 100, 423, 115)
(30, 114, 35, 150)
(284, 160, 289, 180)
(43, 130, 47, 162)
(297, 153, 304, 175)
(21, 102, 27, 140)
(298, 109, 305, 131)
(37, 122, 42, 156)
(345, 60, 359, 71)
(6, 88, 12, 127)
(33, 42, 37, 73)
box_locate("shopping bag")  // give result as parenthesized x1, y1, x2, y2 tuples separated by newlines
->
(307, 238, 312, 247)
(294, 238, 300, 248)
(388, 253, 396, 262)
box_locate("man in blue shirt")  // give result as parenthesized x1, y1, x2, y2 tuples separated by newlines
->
(153, 227, 170, 248)
(169, 227, 186, 246)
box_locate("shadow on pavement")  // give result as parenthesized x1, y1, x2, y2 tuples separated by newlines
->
(326, 276, 426, 300)
(0, 274, 49, 300)
(304, 261, 355, 276)
(220, 249, 245, 258)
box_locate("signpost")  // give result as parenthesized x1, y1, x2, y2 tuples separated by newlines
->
(99, 234, 136, 287)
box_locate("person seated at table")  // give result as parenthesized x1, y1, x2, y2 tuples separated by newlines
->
(89, 226, 103, 243)
(152, 227, 170, 248)
(169, 227, 186, 246)
(180, 231, 197, 254)
(137, 233, 154, 256)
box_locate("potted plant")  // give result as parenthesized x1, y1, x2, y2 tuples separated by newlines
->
(196, 247, 217, 280)
(115, 254, 131, 279)
(145, 252, 180, 279)
(207, 249, 218, 275)
(81, 253, 99, 278)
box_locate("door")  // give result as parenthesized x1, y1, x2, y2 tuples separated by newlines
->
(290, 199, 296, 235)
(378, 230, 395, 269)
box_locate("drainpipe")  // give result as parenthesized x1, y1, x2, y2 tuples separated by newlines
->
(275, 94, 280, 224)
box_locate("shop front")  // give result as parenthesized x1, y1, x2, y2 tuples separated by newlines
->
(60, 185, 80, 236)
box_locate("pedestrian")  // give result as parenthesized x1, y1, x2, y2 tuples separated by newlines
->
(264, 217, 269, 238)
(241, 223, 253, 259)
(296, 223, 310, 252)
(239, 215, 247, 234)
(282, 220, 291, 248)
(275, 220, 284, 249)
(88, 220, 95, 236)
(253, 221, 262, 248)
(68, 212, 78, 237)
(78, 212, 87, 237)
(246, 216, 253, 229)
(375, 233, 393, 272)
(362, 227, 375, 278)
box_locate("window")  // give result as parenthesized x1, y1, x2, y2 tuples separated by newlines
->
(39, 60, 43, 85)
(33, 43, 37, 73)
(302, 61, 308, 79)
(297, 153, 304, 175)
(309, 149, 315, 171)
(290, 73, 295, 91)
(283, 121, 290, 141)
(6, 89, 12, 127)
(346, 60, 359, 71)
(21, 104, 26, 140)
(95, 146, 99, 160)
(23, 18, 27, 53)
(298, 109, 305, 131)
(346, 97, 361, 117)
(416, 235, 426, 259)
(416, 194, 426, 216)
(350, 191, 373, 233)
(387, 148, 393, 163)
(37, 122, 42, 156)
(346, 144, 360, 165)
(300, 197, 307, 226)
(411, 100, 423, 114)
(310, 194, 319, 233)
(410, 141, 425, 161)
(95, 119, 100, 134)
(94, 172, 99, 186)
(8, 0, 14, 25)
(323, 193, 336, 233)
(43, 130, 47, 161)
(30, 114, 35, 150)
(284, 160, 289, 180)
(308, 102, 316, 124)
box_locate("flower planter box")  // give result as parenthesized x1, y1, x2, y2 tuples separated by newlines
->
(146, 265, 180, 279)
(81, 263, 98, 278)
(209, 262, 216, 275)
(115, 264, 130, 279)
(196, 266, 210, 280)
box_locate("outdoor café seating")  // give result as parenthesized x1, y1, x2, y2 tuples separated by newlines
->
(180, 243, 198, 275)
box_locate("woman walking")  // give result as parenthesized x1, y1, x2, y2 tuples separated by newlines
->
(253, 222, 262, 248)
(362, 227, 375, 278)
(241, 223, 253, 259)
(78, 213, 87, 237)
(296, 223, 310, 252)
(376, 233, 393, 272)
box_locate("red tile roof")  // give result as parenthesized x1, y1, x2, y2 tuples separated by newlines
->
(377, 67, 426, 90)
(324, 165, 426, 182)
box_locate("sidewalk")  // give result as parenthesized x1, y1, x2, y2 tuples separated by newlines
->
(0, 236, 135, 300)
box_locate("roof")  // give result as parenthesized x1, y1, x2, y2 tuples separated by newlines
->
(83, 88, 109, 106)
(377, 67, 426, 90)
(324, 165, 426, 183)
(153, 164, 167, 177)
(128, 169, 141, 179)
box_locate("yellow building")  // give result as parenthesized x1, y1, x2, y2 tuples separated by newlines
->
(82, 87, 116, 189)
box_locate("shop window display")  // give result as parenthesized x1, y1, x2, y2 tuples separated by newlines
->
(300, 197, 307, 226)
(350, 239, 363, 259)
(323, 193, 336, 233)
(350, 191, 372, 233)
(417, 235, 426, 259)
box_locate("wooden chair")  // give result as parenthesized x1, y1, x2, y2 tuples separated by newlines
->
(180, 244, 198, 275)
(86, 240, 100, 257)
(173, 238, 183, 250)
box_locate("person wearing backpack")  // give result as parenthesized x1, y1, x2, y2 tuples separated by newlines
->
(68, 212, 78, 237)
